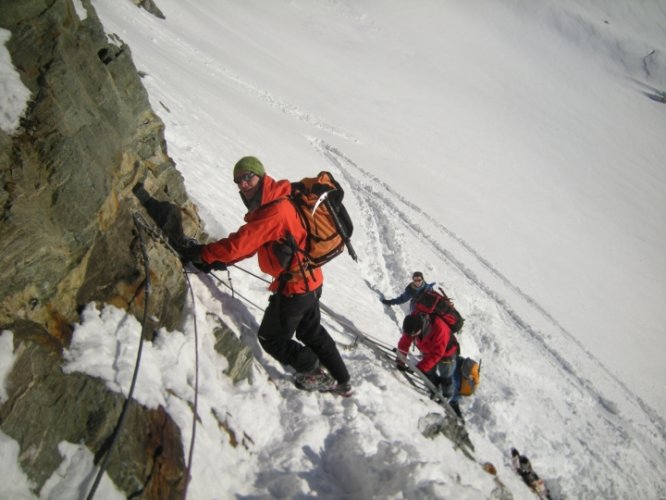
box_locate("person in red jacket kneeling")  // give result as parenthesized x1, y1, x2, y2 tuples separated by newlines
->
(396, 312, 462, 417)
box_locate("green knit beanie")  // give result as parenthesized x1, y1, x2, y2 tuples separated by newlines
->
(233, 156, 265, 179)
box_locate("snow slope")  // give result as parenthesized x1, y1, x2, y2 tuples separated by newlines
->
(2, 0, 665, 498)
(98, 0, 666, 415)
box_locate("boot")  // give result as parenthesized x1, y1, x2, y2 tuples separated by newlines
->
(450, 400, 463, 419)
(294, 367, 336, 391)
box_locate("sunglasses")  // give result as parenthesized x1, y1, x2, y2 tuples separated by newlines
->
(412, 278, 423, 283)
(234, 172, 256, 185)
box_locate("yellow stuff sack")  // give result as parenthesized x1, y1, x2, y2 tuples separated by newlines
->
(458, 357, 481, 396)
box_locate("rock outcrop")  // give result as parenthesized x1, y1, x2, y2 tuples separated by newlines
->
(0, 0, 252, 496)
(1, 321, 186, 497)
(0, 0, 198, 338)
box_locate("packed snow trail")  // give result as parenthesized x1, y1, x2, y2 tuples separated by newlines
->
(306, 138, 665, 498)
(314, 137, 665, 423)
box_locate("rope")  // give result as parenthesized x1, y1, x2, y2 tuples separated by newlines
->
(86, 214, 151, 499)
(207, 270, 266, 312)
(132, 212, 181, 257)
(231, 264, 270, 284)
(181, 271, 200, 499)
(129, 212, 203, 499)
(130, 213, 262, 312)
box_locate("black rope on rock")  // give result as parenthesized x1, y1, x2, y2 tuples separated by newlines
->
(181, 270, 200, 500)
(208, 270, 266, 312)
(231, 264, 271, 284)
(86, 214, 151, 500)
(130, 212, 202, 499)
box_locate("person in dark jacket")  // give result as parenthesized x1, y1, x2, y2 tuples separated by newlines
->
(181, 156, 351, 396)
(396, 312, 462, 417)
(511, 448, 552, 499)
(381, 271, 434, 311)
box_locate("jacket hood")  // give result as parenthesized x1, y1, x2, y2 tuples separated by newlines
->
(241, 175, 291, 212)
(260, 175, 292, 205)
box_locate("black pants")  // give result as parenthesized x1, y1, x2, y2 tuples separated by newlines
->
(257, 288, 350, 384)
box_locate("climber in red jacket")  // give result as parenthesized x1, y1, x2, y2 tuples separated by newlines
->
(181, 156, 351, 396)
(396, 312, 462, 417)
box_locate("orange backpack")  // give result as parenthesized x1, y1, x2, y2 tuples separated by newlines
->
(458, 357, 481, 396)
(290, 171, 357, 267)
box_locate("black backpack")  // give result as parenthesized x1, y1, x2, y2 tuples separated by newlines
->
(413, 287, 465, 333)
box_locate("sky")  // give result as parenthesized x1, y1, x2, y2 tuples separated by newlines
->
(1, 0, 665, 498)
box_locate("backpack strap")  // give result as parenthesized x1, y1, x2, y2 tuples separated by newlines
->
(268, 197, 315, 293)
(275, 235, 314, 294)
(445, 327, 460, 354)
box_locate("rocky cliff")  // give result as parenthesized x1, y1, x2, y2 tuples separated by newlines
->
(0, 0, 251, 497)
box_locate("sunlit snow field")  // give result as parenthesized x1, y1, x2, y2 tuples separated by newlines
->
(1, 0, 665, 498)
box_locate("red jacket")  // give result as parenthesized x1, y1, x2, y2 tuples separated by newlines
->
(397, 315, 456, 373)
(200, 175, 323, 295)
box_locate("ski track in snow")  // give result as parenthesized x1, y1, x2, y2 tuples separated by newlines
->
(145, 21, 360, 145)
(307, 136, 665, 494)
(317, 137, 658, 408)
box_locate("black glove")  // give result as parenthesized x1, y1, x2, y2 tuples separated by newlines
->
(192, 260, 212, 273)
(177, 239, 227, 273)
(178, 238, 204, 263)
(192, 259, 227, 274)
(396, 364, 411, 373)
